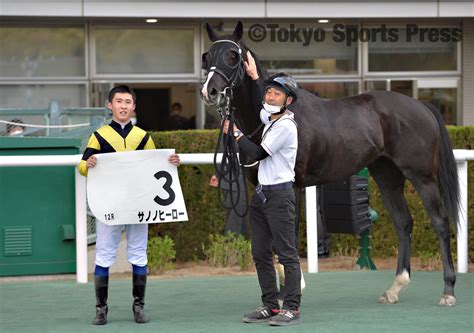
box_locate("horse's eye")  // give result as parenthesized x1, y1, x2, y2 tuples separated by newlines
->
(224, 50, 239, 67)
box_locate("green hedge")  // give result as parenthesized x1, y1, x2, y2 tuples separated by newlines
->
(149, 127, 474, 263)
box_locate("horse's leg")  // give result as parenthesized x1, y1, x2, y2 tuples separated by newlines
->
(368, 158, 413, 304)
(407, 175, 456, 306)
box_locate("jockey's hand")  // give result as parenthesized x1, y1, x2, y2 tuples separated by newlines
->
(168, 154, 180, 167)
(86, 155, 97, 169)
(244, 51, 259, 80)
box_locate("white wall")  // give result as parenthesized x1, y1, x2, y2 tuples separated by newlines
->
(0, 0, 83, 16)
(1, 0, 473, 18)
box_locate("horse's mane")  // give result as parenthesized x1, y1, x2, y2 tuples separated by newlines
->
(238, 41, 269, 81)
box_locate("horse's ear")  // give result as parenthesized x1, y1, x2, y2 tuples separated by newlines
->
(233, 21, 243, 41)
(206, 23, 218, 42)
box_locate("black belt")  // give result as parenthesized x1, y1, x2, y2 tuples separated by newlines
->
(259, 182, 293, 191)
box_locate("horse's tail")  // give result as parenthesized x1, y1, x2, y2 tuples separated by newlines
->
(422, 101, 460, 225)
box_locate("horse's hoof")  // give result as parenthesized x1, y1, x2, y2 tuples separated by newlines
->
(438, 295, 456, 307)
(378, 292, 399, 304)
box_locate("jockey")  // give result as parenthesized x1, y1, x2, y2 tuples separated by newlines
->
(78, 85, 180, 325)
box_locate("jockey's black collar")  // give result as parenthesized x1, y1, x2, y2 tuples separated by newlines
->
(110, 119, 133, 138)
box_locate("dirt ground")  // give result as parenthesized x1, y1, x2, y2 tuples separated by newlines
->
(2, 256, 472, 283)
(147, 256, 474, 280)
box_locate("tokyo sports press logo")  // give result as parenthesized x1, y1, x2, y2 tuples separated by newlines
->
(247, 24, 462, 46)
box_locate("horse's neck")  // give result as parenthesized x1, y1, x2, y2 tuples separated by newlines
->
(232, 49, 267, 134)
(233, 76, 261, 134)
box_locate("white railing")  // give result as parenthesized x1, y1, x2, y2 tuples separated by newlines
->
(0, 150, 471, 283)
(453, 150, 474, 274)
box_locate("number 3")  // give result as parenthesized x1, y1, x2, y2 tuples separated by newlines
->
(154, 171, 176, 206)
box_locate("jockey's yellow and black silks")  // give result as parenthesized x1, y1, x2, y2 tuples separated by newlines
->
(78, 120, 155, 176)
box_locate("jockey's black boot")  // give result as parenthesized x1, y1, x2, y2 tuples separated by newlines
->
(93, 275, 108, 325)
(132, 274, 149, 323)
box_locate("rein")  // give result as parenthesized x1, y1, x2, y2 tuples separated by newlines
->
(213, 87, 249, 218)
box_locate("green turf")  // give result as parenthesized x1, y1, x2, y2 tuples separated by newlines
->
(0, 271, 473, 333)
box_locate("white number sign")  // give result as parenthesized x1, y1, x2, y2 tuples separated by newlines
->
(87, 149, 188, 225)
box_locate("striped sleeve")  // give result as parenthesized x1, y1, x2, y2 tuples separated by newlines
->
(77, 133, 101, 177)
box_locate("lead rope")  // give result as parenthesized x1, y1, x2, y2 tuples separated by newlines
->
(213, 88, 249, 218)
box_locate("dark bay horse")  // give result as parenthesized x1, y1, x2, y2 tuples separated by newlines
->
(200, 22, 459, 307)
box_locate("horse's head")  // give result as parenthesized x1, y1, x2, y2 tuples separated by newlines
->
(200, 21, 246, 106)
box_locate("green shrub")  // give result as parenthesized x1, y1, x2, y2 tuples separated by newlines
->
(147, 235, 176, 274)
(147, 127, 474, 263)
(203, 233, 253, 270)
